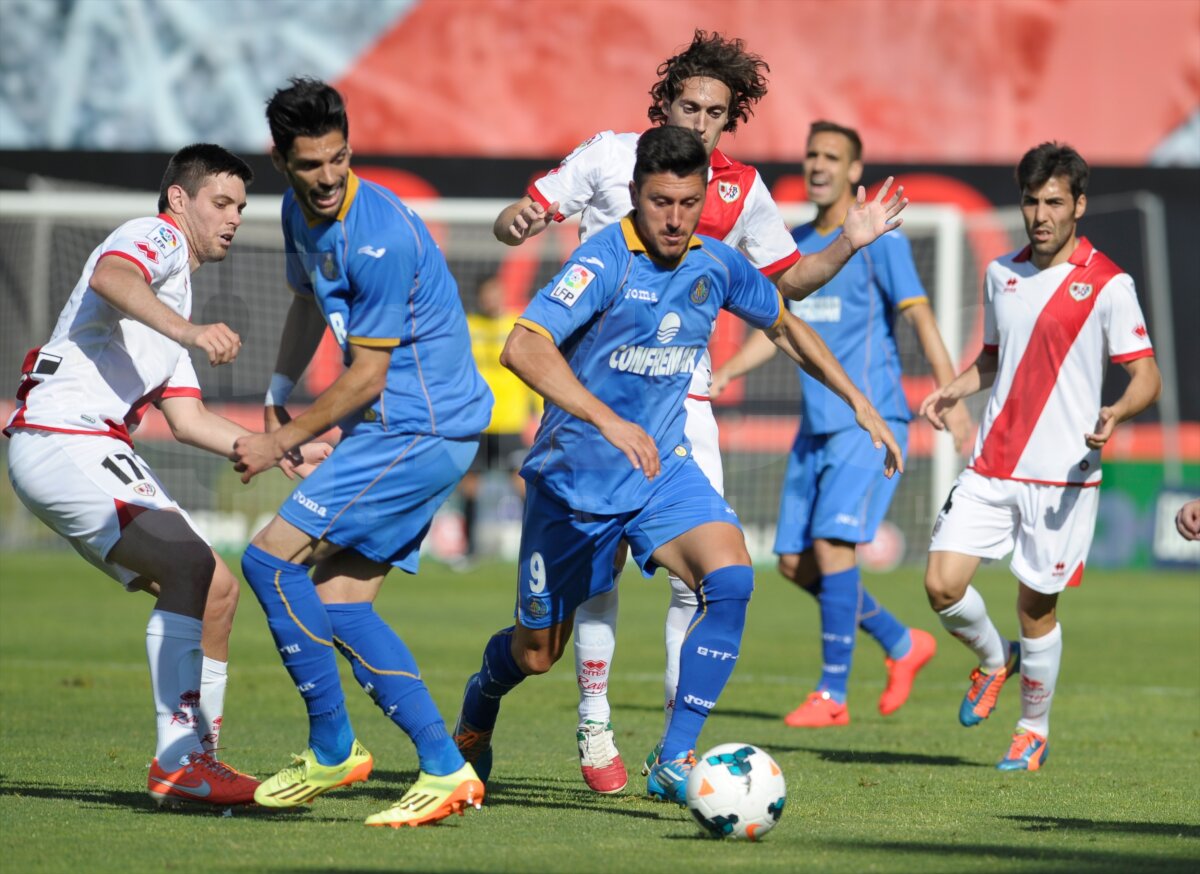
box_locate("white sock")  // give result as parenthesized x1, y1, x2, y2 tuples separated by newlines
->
(574, 586, 618, 724)
(662, 574, 698, 735)
(146, 610, 204, 766)
(1017, 623, 1062, 738)
(937, 586, 1009, 671)
(197, 657, 228, 755)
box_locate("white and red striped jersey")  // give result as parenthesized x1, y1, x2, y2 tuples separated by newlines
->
(528, 129, 801, 397)
(4, 214, 202, 447)
(969, 238, 1154, 487)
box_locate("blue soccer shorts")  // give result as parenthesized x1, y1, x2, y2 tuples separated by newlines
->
(773, 420, 909, 555)
(515, 458, 741, 629)
(279, 429, 479, 572)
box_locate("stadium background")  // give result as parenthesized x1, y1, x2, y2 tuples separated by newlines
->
(1, 0, 1197, 569)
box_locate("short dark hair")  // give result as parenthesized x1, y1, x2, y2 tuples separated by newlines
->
(633, 126, 709, 188)
(1016, 142, 1089, 200)
(808, 120, 863, 162)
(157, 144, 253, 213)
(265, 77, 349, 158)
(647, 29, 769, 133)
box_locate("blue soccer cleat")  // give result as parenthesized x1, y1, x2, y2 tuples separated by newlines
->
(959, 641, 1021, 727)
(997, 729, 1049, 771)
(646, 750, 696, 806)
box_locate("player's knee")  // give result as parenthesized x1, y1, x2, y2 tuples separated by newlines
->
(173, 538, 217, 591)
(923, 560, 961, 611)
(206, 557, 240, 623)
(698, 564, 754, 604)
(515, 645, 558, 675)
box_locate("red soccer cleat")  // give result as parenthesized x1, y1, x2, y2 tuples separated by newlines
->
(879, 628, 937, 715)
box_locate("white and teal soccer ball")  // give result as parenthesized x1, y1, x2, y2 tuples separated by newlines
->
(685, 743, 786, 841)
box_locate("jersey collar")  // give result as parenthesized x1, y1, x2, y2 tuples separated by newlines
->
(710, 147, 733, 171)
(620, 214, 703, 267)
(157, 213, 180, 229)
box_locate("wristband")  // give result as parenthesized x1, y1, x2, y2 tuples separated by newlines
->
(265, 372, 295, 407)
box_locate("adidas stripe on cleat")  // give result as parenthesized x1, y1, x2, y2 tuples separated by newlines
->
(959, 641, 1021, 727)
(646, 750, 696, 806)
(253, 739, 373, 808)
(364, 763, 484, 827)
(148, 752, 259, 807)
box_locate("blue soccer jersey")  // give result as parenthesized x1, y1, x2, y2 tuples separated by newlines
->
(282, 171, 492, 438)
(787, 225, 927, 434)
(517, 216, 782, 515)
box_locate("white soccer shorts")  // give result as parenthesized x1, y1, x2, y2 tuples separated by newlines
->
(930, 468, 1100, 594)
(6, 429, 205, 588)
(683, 396, 724, 496)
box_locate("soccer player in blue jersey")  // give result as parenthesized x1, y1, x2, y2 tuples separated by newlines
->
(712, 121, 971, 728)
(453, 125, 904, 804)
(229, 78, 493, 827)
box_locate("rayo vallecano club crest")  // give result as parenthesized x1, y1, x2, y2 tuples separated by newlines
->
(1069, 282, 1093, 301)
(690, 276, 710, 304)
(717, 180, 740, 203)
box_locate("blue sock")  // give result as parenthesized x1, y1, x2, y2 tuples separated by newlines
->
(460, 627, 525, 732)
(326, 602, 464, 777)
(816, 567, 858, 703)
(241, 545, 353, 765)
(661, 565, 753, 759)
(854, 572, 911, 659)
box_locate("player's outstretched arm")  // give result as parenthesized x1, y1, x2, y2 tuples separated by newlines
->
(160, 395, 331, 479)
(90, 257, 240, 366)
(264, 295, 327, 431)
(710, 329, 778, 400)
(1084, 355, 1161, 449)
(493, 195, 561, 246)
(501, 323, 660, 478)
(768, 310, 903, 476)
(903, 301, 972, 452)
(231, 343, 389, 483)
(774, 178, 908, 302)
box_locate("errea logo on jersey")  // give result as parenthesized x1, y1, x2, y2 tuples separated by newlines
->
(550, 263, 595, 307)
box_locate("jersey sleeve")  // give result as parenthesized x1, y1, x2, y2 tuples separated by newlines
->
(528, 131, 611, 221)
(982, 266, 1000, 352)
(344, 222, 417, 348)
(1101, 273, 1154, 362)
(517, 237, 620, 344)
(160, 350, 202, 401)
(874, 232, 928, 311)
(717, 246, 783, 330)
(736, 173, 802, 276)
(99, 218, 188, 287)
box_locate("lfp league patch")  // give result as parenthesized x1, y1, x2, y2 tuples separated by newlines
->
(549, 263, 595, 308)
(146, 223, 180, 257)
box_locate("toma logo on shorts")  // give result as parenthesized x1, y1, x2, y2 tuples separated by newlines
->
(292, 490, 327, 517)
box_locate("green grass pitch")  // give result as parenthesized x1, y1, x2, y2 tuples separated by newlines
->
(1, 551, 1197, 873)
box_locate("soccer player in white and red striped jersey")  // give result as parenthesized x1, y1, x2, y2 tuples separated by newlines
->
(919, 143, 1161, 771)
(5, 144, 326, 806)
(492, 30, 907, 794)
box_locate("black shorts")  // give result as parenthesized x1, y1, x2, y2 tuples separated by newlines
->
(469, 432, 527, 474)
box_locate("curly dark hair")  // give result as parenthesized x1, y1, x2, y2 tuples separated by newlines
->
(647, 29, 769, 133)
(1016, 142, 1089, 200)
(266, 77, 349, 158)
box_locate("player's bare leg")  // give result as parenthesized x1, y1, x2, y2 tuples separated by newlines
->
(109, 509, 259, 805)
(998, 584, 1059, 771)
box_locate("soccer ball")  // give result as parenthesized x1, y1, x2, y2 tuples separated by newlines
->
(685, 743, 786, 841)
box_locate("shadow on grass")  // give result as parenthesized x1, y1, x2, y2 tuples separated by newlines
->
(769, 745, 978, 767)
(618, 702, 780, 721)
(822, 838, 1200, 873)
(999, 814, 1200, 839)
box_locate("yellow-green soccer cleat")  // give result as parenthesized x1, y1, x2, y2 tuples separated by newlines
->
(364, 762, 485, 828)
(254, 739, 374, 808)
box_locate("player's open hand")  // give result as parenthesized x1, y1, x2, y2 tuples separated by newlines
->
(597, 414, 660, 480)
(919, 384, 964, 432)
(509, 200, 559, 242)
(709, 368, 733, 401)
(280, 441, 333, 480)
(842, 177, 907, 251)
(185, 322, 241, 366)
(1084, 406, 1119, 449)
(230, 432, 285, 483)
(1175, 499, 1200, 541)
(854, 401, 904, 478)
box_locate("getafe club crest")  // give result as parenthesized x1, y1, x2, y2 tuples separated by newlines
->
(717, 180, 741, 203)
(690, 276, 710, 304)
(1069, 282, 1093, 301)
(321, 252, 339, 281)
